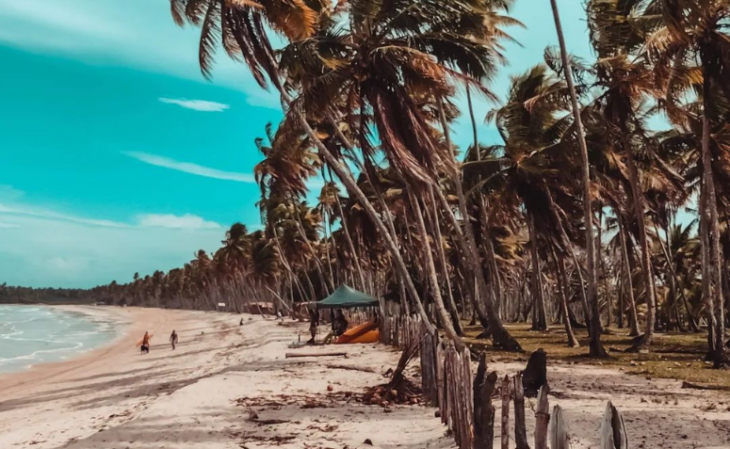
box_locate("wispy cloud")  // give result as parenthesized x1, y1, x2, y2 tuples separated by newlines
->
(137, 213, 221, 230)
(159, 97, 230, 112)
(124, 151, 255, 183)
(0, 222, 20, 229)
(0, 203, 128, 228)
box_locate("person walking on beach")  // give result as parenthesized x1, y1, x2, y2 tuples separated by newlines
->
(140, 331, 151, 354)
(170, 330, 178, 350)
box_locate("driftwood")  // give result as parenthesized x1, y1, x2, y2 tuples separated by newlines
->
(364, 342, 422, 405)
(600, 402, 629, 449)
(534, 386, 550, 449)
(473, 354, 497, 449)
(513, 373, 530, 449)
(325, 364, 376, 373)
(523, 349, 548, 398)
(285, 352, 348, 358)
(549, 405, 571, 449)
(681, 381, 730, 391)
(501, 375, 511, 449)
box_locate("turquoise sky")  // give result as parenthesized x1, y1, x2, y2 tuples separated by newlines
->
(0, 0, 591, 288)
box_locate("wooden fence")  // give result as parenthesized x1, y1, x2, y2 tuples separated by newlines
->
(377, 315, 632, 449)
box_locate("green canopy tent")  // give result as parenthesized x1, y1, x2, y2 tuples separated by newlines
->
(314, 285, 379, 309)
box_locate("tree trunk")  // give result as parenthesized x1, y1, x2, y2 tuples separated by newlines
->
(618, 215, 641, 337)
(551, 245, 580, 347)
(549, 0, 606, 357)
(623, 134, 656, 351)
(427, 188, 464, 336)
(290, 105, 436, 335)
(527, 210, 548, 331)
(700, 64, 729, 367)
(408, 189, 463, 347)
(334, 195, 366, 291)
(435, 97, 521, 351)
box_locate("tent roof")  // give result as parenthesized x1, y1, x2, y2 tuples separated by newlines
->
(315, 285, 379, 309)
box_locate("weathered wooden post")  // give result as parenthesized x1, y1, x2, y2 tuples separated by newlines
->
(473, 355, 497, 449)
(513, 373, 530, 449)
(550, 405, 571, 449)
(534, 386, 550, 449)
(523, 349, 548, 398)
(500, 376, 511, 449)
(601, 401, 629, 449)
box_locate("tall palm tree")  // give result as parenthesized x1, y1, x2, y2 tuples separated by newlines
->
(549, 0, 607, 357)
(639, 0, 730, 366)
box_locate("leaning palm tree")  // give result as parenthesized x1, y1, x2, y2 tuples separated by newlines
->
(639, 0, 730, 367)
(481, 64, 582, 346)
(549, 0, 607, 357)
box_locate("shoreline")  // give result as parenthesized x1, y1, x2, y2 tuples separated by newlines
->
(0, 305, 133, 380)
(1, 308, 729, 449)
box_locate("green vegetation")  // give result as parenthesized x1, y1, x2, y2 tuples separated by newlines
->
(10, 1, 730, 378)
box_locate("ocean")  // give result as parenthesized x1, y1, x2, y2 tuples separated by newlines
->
(0, 305, 119, 373)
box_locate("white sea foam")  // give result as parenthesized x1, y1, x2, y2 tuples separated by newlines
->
(0, 305, 118, 373)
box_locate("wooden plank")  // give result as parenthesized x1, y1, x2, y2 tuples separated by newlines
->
(513, 373, 530, 449)
(550, 405, 571, 449)
(600, 401, 629, 449)
(534, 386, 550, 449)
(501, 375, 511, 449)
(284, 352, 348, 358)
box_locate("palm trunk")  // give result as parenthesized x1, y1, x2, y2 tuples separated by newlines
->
(551, 244, 580, 347)
(549, 0, 606, 357)
(427, 188, 464, 336)
(618, 215, 641, 337)
(290, 106, 435, 334)
(700, 65, 729, 367)
(435, 97, 521, 351)
(624, 136, 656, 351)
(408, 189, 463, 346)
(527, 210, 548, 331)
(333, 195, 366, 291)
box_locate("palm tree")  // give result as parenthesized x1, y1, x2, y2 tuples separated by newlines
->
(639, 0, 730, 366)
(549, 0, 607, 357)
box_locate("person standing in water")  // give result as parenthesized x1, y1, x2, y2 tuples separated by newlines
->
(141, 331, 151, 354)
(170, 330, 178, 350)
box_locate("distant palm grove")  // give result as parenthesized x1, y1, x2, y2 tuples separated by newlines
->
(9, 0, 730, 367)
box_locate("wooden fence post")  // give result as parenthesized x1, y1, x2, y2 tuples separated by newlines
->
(550, 405, 571, 449)
(534, 386, 550, 449)
(473, 355, 497, 449)
(513, 373, 530, 449)
(501, 376, 511, 449)
(600, 402, 629, 449)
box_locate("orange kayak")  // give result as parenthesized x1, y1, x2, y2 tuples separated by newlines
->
(336, 321, 380, 344)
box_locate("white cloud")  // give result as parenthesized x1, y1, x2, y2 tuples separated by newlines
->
(137, 213, 221, 230)
(159, 97, 230, 112)
(0, 202, 250, 288)
(0, 0, 281, 110)
(124, 151, 256, 183)
(0, 203, 129, 228)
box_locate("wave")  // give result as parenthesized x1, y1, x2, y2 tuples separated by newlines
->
(0, 306, 119, 373)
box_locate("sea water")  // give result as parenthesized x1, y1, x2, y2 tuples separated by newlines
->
(0, 305, 118, 373)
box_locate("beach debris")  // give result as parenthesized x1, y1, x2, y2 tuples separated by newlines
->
(246, 410, 291, 425)
(285, 352, 348, 359)
(364, 438, 373, 445)
(325, 364, 376, 374)
(362, 342, 423, 406)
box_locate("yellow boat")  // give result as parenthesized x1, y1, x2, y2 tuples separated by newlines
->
(335, 321, 379, 344)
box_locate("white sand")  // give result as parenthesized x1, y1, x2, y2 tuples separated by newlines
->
(1, 307, 729, 449)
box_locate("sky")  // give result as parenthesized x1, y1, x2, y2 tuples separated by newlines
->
(0, 0, 591, 288)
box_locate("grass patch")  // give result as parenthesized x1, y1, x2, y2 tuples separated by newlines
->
(462, 323, 730, 388)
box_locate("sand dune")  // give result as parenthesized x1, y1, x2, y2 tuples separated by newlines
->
(2, 307, 730, 449)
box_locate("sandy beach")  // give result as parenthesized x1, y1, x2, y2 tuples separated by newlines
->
(1, 307, 730, 449)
